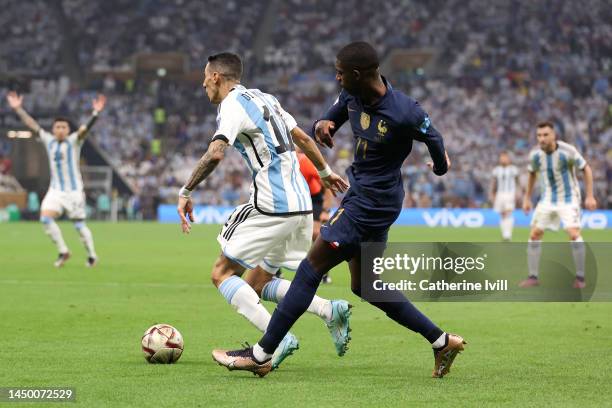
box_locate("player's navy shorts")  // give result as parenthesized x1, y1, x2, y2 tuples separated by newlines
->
(319, 206, 389, 259)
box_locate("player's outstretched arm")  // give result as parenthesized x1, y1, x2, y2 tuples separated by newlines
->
(177, 139, 228, 233)
(291, 126, 349, 196)
(582, 164, 597, 210)
(78, 95, 106, 140)
(6, 92, 40, 133)
(523, 172, 537, 213)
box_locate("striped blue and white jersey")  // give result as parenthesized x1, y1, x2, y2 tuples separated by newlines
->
(212, 85, 312, 216)
(39, 129, 84, 192)
(527, 140, 587, 205)
(492, 165, 519, 194)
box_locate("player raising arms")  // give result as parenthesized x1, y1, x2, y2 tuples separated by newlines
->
(490, 152, 520, 241)
(212, 42, 465, 378)
(520, 121, 597, 289)
(176, 53, 351, 369)
(6, 91, 105, 267)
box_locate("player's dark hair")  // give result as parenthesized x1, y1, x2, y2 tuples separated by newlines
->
(336, 41, 379, 71)
(53, 117, 73, 132)
(207, 53, 243, 81)
(536, 121, 555, 130)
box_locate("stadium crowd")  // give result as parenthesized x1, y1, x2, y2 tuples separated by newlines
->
(1, 0, 610, 215)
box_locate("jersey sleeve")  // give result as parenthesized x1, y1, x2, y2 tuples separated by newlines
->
(212, 97, 250, 145)
(405, 100, 448, 176)
(310, 90, 350, 137)
(527, 151, 541, 173)
(38, 129, 54, 145)
(67, 132, 81, 145)
(571, 147, 587, 170)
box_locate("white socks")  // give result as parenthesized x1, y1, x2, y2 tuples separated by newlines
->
(500, 216, 514, 240)
(571, 236, 585, 279)
(75, 221, 97, 258)
(218, 275, 271, 332)
(431, 332, 447, 349)
(261, 277, 333, 321)
(527, 239, 542, 278)
(41, 217, 68, 254)
(253, 342, 272, 362)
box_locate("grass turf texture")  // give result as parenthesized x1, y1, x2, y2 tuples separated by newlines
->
(1, 222, 611, 407)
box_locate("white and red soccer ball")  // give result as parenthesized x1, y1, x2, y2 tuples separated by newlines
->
(141, 324, 184, 364)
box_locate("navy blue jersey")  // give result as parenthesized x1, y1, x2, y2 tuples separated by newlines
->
(314, 78, 447, 229)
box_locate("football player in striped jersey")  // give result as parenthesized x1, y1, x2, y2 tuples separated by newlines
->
(521, 121, 597, 289)
(7, 91, 105, 267)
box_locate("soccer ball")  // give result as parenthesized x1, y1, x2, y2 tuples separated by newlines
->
(141, 324, 184, 364)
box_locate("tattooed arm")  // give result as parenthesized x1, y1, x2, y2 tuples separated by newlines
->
(177, 139, 229, 233)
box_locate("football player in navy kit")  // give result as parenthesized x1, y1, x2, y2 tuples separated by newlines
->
(212, 42, 466, 379)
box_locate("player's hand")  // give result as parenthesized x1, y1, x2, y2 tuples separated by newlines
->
(427, 151, 451, 173)
(522, 198, 532, 214)
(584, 196, 597, 211)
(6, 91, 23, 110)
(92, 94, 106, 112)
(319, 209, 331, 223)
(314, 120, 335, 148)
(321, 172, 349, 196)
(177, 196, 194, 234)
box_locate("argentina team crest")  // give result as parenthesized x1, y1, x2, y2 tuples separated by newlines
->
(360, 112, 370, 130)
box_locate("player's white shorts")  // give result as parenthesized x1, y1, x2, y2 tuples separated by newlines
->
(531, 202, 581, 231)
(41, 189, 87, 219)
(217, 203, 313, 273)
(494, 192, 516, 213)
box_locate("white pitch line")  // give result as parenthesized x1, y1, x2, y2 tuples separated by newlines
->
(0, 279, 212, 289)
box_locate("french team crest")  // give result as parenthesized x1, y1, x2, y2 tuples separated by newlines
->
(360, 112, 370, 130)
(377, 119, 388, 135)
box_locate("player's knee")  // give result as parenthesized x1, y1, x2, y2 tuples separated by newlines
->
(568, 229, 581, 241)
(530, 229, 543, 240)
(73, 220, 85, 230)
(210, 255, 239, 287)
(40, 215, 53, 225)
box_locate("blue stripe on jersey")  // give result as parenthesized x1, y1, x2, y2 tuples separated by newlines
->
(258, 93, 310, 210)
(296, 169, 310, 209)
(289, 159, 304, 211)
(234, 139, 255, 173)
(546, 154, 557, 204)
(249, 91, 305, 210)
(54, 141, 65, 191)
(235, 95, 289, 213)
(66, 142, 77, 191)
(532, 153, 541, 172)
(47, 140, 57, 189)
(559, 152, 572, 203)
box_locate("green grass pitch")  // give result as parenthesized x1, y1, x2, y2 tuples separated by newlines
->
(1, 222, 611, 407)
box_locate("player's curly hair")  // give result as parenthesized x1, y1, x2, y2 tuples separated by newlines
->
(336, 41, 379, 72)
(207, 53, 243, 81)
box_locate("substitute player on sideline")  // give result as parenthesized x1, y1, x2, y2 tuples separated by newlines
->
(490, 152, 520, 241)
(176, 53, 351, 369)
(212, 42, 465, 379)
(6, 91, 105, 267)
(520, 121, 597, 289)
